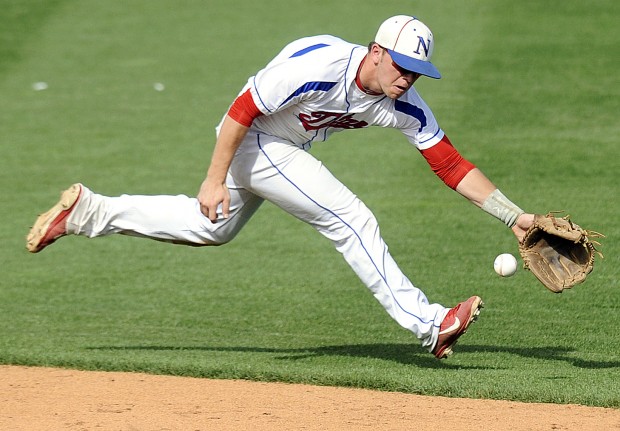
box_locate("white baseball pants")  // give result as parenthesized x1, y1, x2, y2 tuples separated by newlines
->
(67, 133, 448, 349)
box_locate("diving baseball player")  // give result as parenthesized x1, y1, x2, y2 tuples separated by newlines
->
(26, 15, 536, 359)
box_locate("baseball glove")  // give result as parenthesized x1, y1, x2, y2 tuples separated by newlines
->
(518, 212, 603, 293)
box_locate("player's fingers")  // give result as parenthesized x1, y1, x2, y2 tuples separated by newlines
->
(197, 181, 228, 223)
(221, 194, 231, 219)
(198, 199, 217, 223)
(198, 201, 208, 217)
(198, 199, 211, 219)
(197, 189, 210, 218)
(207, 203, 219, 223)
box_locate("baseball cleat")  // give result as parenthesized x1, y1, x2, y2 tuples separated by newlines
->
(26, 183, 83, 253)
(432, 295, 483, 359)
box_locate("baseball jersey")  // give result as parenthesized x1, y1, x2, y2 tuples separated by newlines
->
(240, 35, 445, 150)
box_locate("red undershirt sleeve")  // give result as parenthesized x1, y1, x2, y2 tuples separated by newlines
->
(227, 89, 264, 127)
(419, 135, 476, 190)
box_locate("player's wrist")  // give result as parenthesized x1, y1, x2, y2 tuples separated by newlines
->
(481, 189, 524, 228)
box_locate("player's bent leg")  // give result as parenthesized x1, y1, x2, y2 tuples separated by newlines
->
(239, 136, 449, 349)
(326, 198, 484, 358)
(315, 194, 449, 349)
(27, 182, 263, 249)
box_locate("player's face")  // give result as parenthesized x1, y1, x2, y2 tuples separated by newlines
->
(378, 49, 421, 99)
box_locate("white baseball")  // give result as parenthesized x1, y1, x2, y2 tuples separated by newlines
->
(494, 253, 517, 277)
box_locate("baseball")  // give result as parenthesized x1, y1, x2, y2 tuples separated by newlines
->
(494, 253, 517, 277)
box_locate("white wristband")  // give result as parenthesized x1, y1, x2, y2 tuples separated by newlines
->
(481, 189, 524, 228)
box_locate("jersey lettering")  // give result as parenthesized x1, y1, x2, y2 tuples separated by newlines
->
(299, 111, 369, 131)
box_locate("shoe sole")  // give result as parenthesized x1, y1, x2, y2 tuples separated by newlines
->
(439, 297, 484, 359)
(26, 184, 82, 253)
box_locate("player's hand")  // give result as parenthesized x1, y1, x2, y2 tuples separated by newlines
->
(512, 213, 535, 243)
(198, 177, 230, 223)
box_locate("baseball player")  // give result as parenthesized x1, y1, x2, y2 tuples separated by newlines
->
(27, 15, 535, 359)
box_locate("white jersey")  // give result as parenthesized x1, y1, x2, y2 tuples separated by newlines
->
(243, 35, 444, 150)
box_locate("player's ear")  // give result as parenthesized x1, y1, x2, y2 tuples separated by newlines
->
(369, 42, 383, 65)
(369, 42, 382, 53)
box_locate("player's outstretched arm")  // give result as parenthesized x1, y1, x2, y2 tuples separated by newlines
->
(198, 116, 250, 222)
(454, 167, 496, 208)
(455, 168, 534, 242)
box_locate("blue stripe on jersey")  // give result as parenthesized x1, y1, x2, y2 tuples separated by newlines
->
(279, 81, 337, 107)
(394, 100, 427, 132)
(289, 43, 330, 58)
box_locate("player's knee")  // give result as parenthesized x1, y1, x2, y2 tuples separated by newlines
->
(207, 238, 230, 246)
(205, 230, 238, 246)
(326, 204, 380, 244)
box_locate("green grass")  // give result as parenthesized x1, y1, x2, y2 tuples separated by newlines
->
(1, 0, 619, 407)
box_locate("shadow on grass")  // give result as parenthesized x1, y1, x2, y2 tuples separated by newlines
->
(88, 343, 620, 369)
(458, 345, 620, 369)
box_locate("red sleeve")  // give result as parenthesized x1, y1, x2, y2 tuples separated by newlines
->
(419, 135, 476, 189)
(227, 89, 263, 127)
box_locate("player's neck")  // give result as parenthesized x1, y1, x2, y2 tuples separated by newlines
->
(356, 56, 383, 96)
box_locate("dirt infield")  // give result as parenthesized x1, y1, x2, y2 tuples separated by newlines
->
(1, 366, 619, 430)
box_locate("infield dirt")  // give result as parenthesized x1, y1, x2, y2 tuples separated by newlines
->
(1, 365, 619, 430)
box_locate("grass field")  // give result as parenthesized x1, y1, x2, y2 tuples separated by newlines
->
(1, 0, 618, 407)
